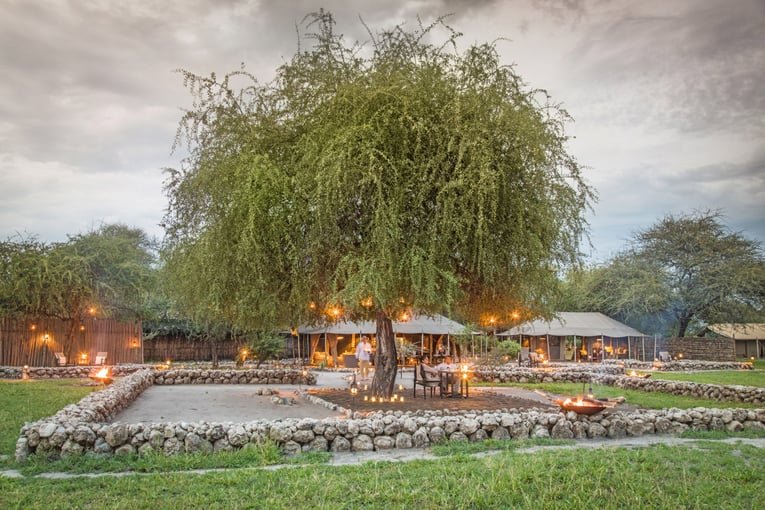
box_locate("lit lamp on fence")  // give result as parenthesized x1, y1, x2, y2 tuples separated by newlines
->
(22, 365, 29, 381)
(131, 338, 140, 349)
(80, 353, 87, 365)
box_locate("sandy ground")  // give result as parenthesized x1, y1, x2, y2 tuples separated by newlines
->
(111, 369, 558, 423)
(111, 384, 348, 423)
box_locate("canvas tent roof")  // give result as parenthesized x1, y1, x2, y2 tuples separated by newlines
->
(497, 312, 645, 338)
(298, 313, 469, 336)
(707, 323, 765, 340)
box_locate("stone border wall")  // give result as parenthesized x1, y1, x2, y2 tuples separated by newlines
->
(0, 365, 318, 383)
(15, 367, 765, 461)
(602, 359, 748, 371)
(0, 365, 149, 380)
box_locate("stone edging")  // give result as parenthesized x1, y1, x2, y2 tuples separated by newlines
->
(15, 367, 765, 461)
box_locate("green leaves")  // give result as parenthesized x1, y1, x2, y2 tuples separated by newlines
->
(0, 224, 157, 322)
(560, 211, 765, 336)
(163, 12, 593, 331)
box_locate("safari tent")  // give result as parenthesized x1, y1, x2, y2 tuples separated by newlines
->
(497, 312, 649, 362)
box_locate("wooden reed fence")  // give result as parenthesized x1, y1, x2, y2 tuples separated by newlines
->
(143, 335, 241, 362)
(0, 317, 143, 367)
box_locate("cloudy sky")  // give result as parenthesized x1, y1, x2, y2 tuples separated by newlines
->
(1, 0, 763, 261)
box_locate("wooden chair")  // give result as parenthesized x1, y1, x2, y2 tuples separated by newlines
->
(413, 362, 442, 399)
(529, 352, 541, 368)
(658, 351, 672, 362)
(95, 352, 108, 365)
(518, 348, 531, 367)
(54, 352, 67, 366)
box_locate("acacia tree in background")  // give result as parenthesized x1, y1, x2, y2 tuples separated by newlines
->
(0, 224, 157, 361)
(560, 211, 765, 337)
(163, 12, 593, 398)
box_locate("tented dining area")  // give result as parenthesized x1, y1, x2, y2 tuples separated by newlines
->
(297, 314, 472, 367)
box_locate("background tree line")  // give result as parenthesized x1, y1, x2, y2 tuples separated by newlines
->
(557, 210, 765, 338)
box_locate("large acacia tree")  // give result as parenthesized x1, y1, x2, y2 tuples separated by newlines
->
(559, 210, 765, 337)
(163, 13, 593, 397)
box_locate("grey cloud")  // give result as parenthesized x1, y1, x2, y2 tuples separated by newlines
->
(567, 0, 765, 136)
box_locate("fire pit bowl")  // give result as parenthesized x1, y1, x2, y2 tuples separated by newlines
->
(626, 370, 651, 379)
(88, 367, 113, 385)
(554, 397, 607, 415)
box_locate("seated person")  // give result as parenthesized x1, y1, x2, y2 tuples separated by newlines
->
(420, 357, 440, 381)
(435, 355, 460, 393)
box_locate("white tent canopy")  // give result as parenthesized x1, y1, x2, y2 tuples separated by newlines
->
(298, 321, 375, 336)
(498, 312, 645, 338)
(298, 313, 470, 336)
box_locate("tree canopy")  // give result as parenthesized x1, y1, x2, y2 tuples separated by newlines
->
(559, 210, 765, 337)
(0, 223, 157, 358)
(163, 12, 594, 395)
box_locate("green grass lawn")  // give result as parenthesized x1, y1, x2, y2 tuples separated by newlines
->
(477, 367, 765, 409)
(1, 441, 763, 509)
(1, 376, 764, 509)
(650, 369, 765, 388)
(0, 379, 99, 460)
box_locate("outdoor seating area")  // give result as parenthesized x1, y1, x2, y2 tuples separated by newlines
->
(412, 361, 472, 399)
(54, 352, 67, 366)
(518, 349, 541, 368)
(413, 362, 441, 399)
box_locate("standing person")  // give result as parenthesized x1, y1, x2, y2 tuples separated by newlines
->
(356, 336, 372, 379)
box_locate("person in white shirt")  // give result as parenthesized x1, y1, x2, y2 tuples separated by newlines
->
(355, 336, 373, 379)
(436, 355, 460, 394)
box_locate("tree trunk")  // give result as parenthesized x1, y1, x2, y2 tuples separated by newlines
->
(371, 309, 397, 398)
(206, 320, 219, 368)
(677, 313, 691, 338)
(63, 317, 78, 365)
